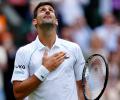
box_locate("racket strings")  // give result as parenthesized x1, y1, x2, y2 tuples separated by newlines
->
(84, 56, 107, 99)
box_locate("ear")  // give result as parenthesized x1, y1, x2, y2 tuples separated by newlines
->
(32, 19, 37, 26)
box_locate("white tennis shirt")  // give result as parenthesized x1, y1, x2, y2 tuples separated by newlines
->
(11, 36, 85, 100)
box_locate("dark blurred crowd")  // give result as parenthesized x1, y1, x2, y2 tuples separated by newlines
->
(0, 0, 120, 100)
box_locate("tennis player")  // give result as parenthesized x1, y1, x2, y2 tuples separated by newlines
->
(11, 1, 85, 100)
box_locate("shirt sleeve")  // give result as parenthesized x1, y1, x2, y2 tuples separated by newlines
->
(11, 47, 29, 83)
(74, 44, 85, 81)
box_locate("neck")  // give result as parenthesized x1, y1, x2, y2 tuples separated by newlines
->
(37, 24, 57, 48)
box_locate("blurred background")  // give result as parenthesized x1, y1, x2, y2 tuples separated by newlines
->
(0, 0, 120, 100)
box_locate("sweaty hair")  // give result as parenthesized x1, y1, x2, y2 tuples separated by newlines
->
(33, 2, 56, 19)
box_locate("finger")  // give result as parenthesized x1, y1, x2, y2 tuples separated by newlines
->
(53, 52, 65, 57)
(57, 52, 67, 61)
(56, 53, 66, 60)
(58, 59, 65, 65)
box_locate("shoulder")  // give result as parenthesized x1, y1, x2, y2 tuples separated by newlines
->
(59, 38, 81, 50)
(16, 41, 37, 57)
(0, 46, 6, 52)
(59, 38, 84, 59)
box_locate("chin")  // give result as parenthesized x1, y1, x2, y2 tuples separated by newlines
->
(43, 22, 53, 24)
(39, 20, 56, 27)
(42, 22, 55, 27)
(43, 19, 54, 23)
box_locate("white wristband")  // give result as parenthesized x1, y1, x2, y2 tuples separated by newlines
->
(34, 65, 50, 81)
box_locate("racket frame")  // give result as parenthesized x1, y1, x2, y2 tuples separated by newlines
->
(82, 54, 109, 100)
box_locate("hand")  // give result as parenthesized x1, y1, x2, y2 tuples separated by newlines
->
(42, 50, 66, 72)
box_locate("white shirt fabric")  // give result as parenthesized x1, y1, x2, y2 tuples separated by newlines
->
(11, 36, 85, 100)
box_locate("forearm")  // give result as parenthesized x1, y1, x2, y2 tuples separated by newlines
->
(79, 89, 84, 100)
(76, 81, 85, 100)
(13, 75, 42, 100)
(77, 87, 84, 100)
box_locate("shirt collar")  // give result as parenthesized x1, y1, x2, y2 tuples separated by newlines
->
(35, 35, 61, 50)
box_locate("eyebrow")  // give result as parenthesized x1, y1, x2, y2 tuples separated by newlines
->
(39, 5, 54, 9)
(38, 6, 55, 12)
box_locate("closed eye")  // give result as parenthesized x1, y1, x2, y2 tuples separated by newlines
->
(40, 8, 46, 12)
(49, 8, 54, 12)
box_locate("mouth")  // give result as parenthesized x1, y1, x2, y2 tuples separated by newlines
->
(43, 16, 52, 19)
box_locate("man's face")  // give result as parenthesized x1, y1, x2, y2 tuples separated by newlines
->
(34, 5, 58, 26)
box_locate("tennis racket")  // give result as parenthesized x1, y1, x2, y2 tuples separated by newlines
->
(82, 54, 109, 100)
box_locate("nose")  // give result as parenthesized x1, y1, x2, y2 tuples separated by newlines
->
(46, 10, 50, 15)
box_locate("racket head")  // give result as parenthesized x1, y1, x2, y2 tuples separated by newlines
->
(82, 54, 109, 100)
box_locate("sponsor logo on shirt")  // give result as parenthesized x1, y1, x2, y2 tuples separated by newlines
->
(15, 65, 25, 69)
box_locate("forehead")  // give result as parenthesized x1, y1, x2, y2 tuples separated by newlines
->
(38, 5, 54, 10)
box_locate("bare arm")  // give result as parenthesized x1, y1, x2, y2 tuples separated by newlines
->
(13, 51, 66, 100)
(76, 80, 85, 100)
(13, 75, 42, 100)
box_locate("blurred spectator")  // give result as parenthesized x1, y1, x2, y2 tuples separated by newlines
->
(84, 0, 102, 28)
(0, 45, 7, 100)
(117, 35, 120, 50)
(7, 0, 28, 6)
(77, 0, 90, 5)
(99, 0, 112, 16)
(1, 1, 32, 47)
(94, 13, 119, 52)
(117, 35, 120, 78)
(88, 33, 109, 59)
(71, 16, 92, 55)
(26, 25, 37, 43)
(112, 0, 120, 10)
(61, 25, 73, 41)
(106, 86, 120, 100)
(0, 12, 7, 100)
(112, 0, 120, 22)
(105, 51, 120, 100)
(1, 28, 16, 100)
(99, 0, 120, 24)
(0, 11, 16, 100)
(57, 0, 84, 26)
(108, 51, 120, 86)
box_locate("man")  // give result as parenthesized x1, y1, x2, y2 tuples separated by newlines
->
(11, 2, 85, 100)
(0, 46, 7, 100)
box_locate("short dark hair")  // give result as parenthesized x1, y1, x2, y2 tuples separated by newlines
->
(33, 2, 55, 19)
